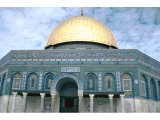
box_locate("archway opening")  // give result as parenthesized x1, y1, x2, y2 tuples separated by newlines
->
(56, 77, 78, 113)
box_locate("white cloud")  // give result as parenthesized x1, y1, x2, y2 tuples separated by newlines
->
(0, 7, 160, 62)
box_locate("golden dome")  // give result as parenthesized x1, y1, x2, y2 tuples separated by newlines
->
(46, 15, 118, 48)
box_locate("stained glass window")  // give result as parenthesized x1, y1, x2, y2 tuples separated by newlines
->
(45, 74, 54, 89)
(87, 74, 96, 90)
(1, 75, 6, 95)
(122, 73, 132, 91)
(103, 74, 114, 91)
(28, 74, 38, 90)
(150, 79, 157, 100)
(13, 73, 22, 89)
(158, 81, 160, 98)
(141, 75, 146, 96)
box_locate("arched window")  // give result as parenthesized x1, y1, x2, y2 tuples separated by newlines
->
(158, 81, 160, 99)
(45, 74, 54, 89)
(122, 73, 132, 96)
(0, 76, 1, 85)
(1, 74, 6, 95)
(13, 73, 22, 89)
(87, 74, 96, 90)
(141, 75, 147, 96)
(122, 73, 132, 91)
(0, 76, 2, 94)
(28, 73, 38, 90)
(150, 78, 157, 100)
(103, 74, 114, 91)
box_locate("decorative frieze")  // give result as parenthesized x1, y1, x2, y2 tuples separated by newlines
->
(61, 67, 80, 73)
(139, 69, 160, 80)
(87, 59, 92, 61)
(55, 59, 61, 61)
(81, 59, 86, 61)
(75, 59, 80, 61)
(93, 59, 98, 61)
(62, 59, 67, 61)
(33, 59, 38, 61)
(68, 59, 74, 61)
(50, 59, 55, 61)
(10, 57, 137, 64)
(44, 59, 49, 61)
(138, 60, 160, 73)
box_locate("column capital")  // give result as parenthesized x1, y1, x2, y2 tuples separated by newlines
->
(78, 94, 83, 97)
(51, 93, 56, 96)
(22, 92, 27, 96)
(12, 92, 17, 95)
(89, 94, 94, 98)
(78, 90, 83, 96)
(40, 93, 45, 97)
(108, 94, 114, 99)
(50, 90, 57, 94)
(120, 94, 125, 98)
(51, 93, 56, 99)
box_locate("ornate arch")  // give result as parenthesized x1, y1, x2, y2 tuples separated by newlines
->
(85, 73, 97, 91)
(140, 75, 148, 97)
(27, 72, 38, 90)
(12, 72, 22, 90)
(1, 74, 6, 95)
(158, 81, 160, 99)
(51, 73, 82, 93)
(122, 73, 132, 96)
(44, 73, 55, 90)
(150, 78, 157, 100)
(103, 73, 115, 92)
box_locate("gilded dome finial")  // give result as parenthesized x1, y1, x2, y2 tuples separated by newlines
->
(81, 8, 84, 16)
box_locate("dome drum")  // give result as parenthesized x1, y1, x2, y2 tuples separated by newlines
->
(45, 41, 117, 49)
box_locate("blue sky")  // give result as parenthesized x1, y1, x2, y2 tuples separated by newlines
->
(0, 7, 160, 61)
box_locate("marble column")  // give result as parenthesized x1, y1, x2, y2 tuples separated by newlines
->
(11, 92, 17, 112)
(78, 94, 83, 112)
(120, 94, 125, 113)
(109, 94, 114, 113)
(89, 94, 94, 112)
(40, 93, 45, 112)
(51, 93, 56, 112)
(22, 92, 27, 112)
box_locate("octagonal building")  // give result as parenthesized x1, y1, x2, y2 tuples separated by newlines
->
(0, 13, 160, 113)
